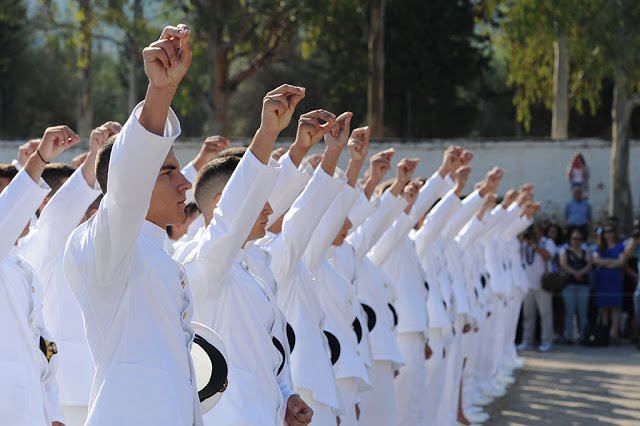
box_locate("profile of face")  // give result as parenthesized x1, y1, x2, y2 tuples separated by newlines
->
(247, 202, 274, 242)
(146, 148, 192, 228)
(332, 218, 353, 246)
(546, 225, 558, 241)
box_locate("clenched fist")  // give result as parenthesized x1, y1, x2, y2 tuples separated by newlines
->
(143, 24, 192, 90)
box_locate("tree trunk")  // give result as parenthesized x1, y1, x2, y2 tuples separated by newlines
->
(368, 0, 385, 139)
(128, 0, 142, 112)
(610, 69, 634, 234)
(214, 46, 231, 137)
(77, 0, 93, 139)
(552, 36, 569, 140)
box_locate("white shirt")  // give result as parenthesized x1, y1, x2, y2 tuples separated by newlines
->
(20, 165, 101, 406)
(176, 150, 288, 426)
(262, 166, 344, 409)
(524, 237, 557, 290)
(1, 168, 64, 425)
(64, 103, 202, 426)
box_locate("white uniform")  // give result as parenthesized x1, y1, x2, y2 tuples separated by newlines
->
(332, 190, 408, 426)
(64, 103, 203, 426)
(20, 165, 101, 425)
(303, 183, 369, 426)
(368, 171, 450, 426)
(262, 166, 345, 424)
(0, 168, 65, 425)
(177, 150, 296, 425)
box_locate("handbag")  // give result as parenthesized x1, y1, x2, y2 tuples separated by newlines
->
(541, 260, 566, 292)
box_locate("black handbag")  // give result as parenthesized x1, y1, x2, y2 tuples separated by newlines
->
(541, 261, 566, 292)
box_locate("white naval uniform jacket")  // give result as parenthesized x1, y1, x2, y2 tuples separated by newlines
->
(20, 164, 101, 406)
(303, 183, 371, 401)
(1, 169, 65, 425)
(64, 103, 203, 426)
(176, 150, 289, 426)
(335, 191, 408, 367)
(262, 166, 345, 409)
(368, 171, 451, 336)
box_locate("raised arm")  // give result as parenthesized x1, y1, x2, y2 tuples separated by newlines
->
(266, 109, 338, 228)
(192, 85, 305, 282)
(20, 122, 117, 272)
(0, 126, 79, 260)
(268, 112, 350, 283)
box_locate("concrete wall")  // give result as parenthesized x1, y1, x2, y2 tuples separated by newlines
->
(1, 137, 638, 224)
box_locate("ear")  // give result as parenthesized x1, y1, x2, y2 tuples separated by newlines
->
(38, 196, 52, 216)
(213, 193, 222, 208)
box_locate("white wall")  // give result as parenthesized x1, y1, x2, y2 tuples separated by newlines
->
(1, 138, 638, 224)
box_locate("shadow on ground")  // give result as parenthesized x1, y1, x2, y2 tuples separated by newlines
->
(486, 345, 640, 426)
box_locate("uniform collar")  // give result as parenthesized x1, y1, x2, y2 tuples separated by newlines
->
(142, 220, 168, 248)
(6, 245, 20, 260)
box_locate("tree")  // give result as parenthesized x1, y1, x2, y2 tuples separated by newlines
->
(368, 0, 385, 138)
(176, 0, 305, 136)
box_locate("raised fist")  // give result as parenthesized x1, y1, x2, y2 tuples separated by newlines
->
(193, 135, 230, 170)
(369, 148, 394, 183)
(305, 153, 323, 170)
(460, 150, 474, 166)
(501, 189, 518, 208)
(37, 125, 81, 163)
(396, 158, 419, 185)
(402, 179, 422, 210)
(17, 139, 40, 167)
(479, 167, 504, 196)
(295, 109, 336, 150)
(324, 111, 352, 152)
(516, 190, 534, 206)
(260, 84, 306, 135)
(90, 121, 122, 156)
(347, 127, 370, 163)
(440, 145, 463, 176)
(452, 165, 471, 195)
(143, 24, 192, 89)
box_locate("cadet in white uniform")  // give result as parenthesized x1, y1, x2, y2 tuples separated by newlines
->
(176, 84, 314, 426)
(64, 26, 205, 425)
(20, 122, 119, 426)
(2, 124, 82, 426)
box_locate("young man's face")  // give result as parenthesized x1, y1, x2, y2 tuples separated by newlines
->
(0, 177, 11, 193)
(146, 148, 192, 228)
(332, 218, 353, 246)
(246, 202, 274, 242)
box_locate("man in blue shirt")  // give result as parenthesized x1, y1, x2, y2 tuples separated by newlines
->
(565, 185, 591, 240)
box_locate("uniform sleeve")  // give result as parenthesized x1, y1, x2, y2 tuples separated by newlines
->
(192, 150, 281, 286)
(456, 216, 487, 250)
(70, 101, 180, 285)
(440, 189, 485, 241)
(20, 164, 101, 275)
(368, 213, 415, 266)
(347, 190, 378, 230)
(346, 190, 408, 261)
(265, 152, 313, 229)
(44, 375, 65, 424)
(268, 166, 345, 285)
(0, 169, 50, 261)
(412, 190, 461, 259)
(302, 179, 360, 274)
(410, 171, 450, 219)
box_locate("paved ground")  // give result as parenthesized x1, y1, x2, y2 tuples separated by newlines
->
(486, 344, 640, 426)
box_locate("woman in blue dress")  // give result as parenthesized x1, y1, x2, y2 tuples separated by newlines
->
(593, 225, 626, 345)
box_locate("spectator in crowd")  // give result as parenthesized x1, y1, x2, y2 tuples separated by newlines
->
(624, 225, 640, 349)
(519, 224, 556, 352)
(593, 225, 626, 345)
(544, 223, 567, 342)
(565, 185, 591, 241)
(566, 152, 589, 197)
(559, 230, 593, 343)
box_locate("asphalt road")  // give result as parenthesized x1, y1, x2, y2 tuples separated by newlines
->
(486, 344, 640, 426)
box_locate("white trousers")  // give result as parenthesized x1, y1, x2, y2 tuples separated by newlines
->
(394, 332, 426, 426)
(61, 405, 88, 426)
(296, 388, 336, 426)
(438, 317, 465, 426)
(462, 328, 480, 414)
(424, 334, 446, 423)
(336, 377, 359, 426)
(359, 360, 396, 426)
(504, 291, 524, 365)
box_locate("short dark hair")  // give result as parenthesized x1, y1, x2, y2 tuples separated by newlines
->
(42, 163, 75, 197)
(96, 135, 118, 194)
(216, 146, 247, 159)
(194, 156, 240, 215)
(0, 164, 18, 180)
